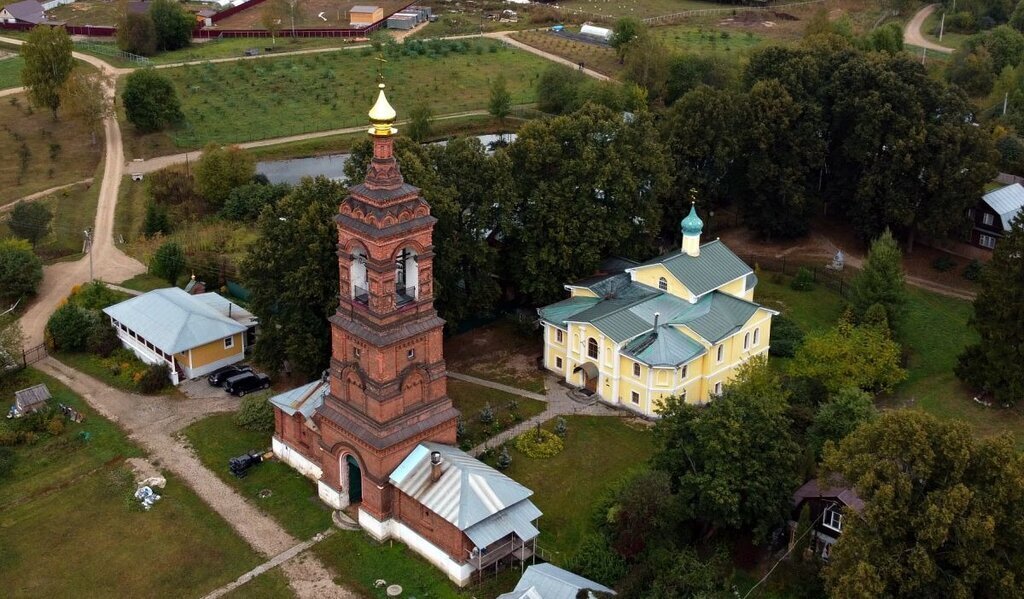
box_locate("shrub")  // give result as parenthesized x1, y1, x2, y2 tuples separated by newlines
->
(70, 281, 123, 310)
(768, 315, 804, 358)
(0, 447, 14, 478)
(554, 416, 568, 437)
(790, 267, 815, 291)
(46, 415, 65, 436)
(46, 304, 93, 351)
(931, 255, 956, 272)
(962, 259, 982, 281)
(479, 403, 495, 425)
(565, 533, 627, 587)
(513, 427, 564, 458)
(456, 417, 466, 440)
(149, 241, 185, 285)
(137, 363, 170, 394)
(235, 394, 274, 433)
(87, 322, 121, 357)
(0, 431, 18, 446)
(496, 445, 512, 470)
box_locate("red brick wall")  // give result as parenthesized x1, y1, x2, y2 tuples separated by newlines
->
(393, 489, 471, 561)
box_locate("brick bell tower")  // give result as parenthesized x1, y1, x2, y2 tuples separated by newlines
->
(313, 82, 459, 525)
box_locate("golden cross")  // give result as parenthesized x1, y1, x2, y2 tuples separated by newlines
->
(374, 54, 387, 83)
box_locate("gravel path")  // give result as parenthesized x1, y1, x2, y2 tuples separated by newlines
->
(904, 4, 955, 54)
(36, 357, 355, 598)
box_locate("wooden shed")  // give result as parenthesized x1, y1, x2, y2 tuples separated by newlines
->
(349, 5, 382, 27)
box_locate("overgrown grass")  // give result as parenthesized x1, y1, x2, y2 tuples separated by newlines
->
(0, 92, 103, 203)
(0, 54, 23, 90)
(511, 30, 622, 77)
(489, 416, 656, 564)
(124, 38, 549, 151)
(0, 368, 265, 598)
(221, 567, 294, 598)
(54, 350, 176, 396)
(654, 25, 766, 54)
(0, 179, 100, 261)
(444, 321, 546, 394)
(181, 412, 334, 540)
(115, 272, 173, 292)
(449, 379, 546, 449)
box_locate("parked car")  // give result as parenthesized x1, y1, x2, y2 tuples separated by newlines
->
(224, 372, 271, 396)
(208, 364, 253, 387)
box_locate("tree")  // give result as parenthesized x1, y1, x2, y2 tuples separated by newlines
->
(807, 387, 876, 457)
(406, 102, 432, 143)
(848, 229, 907, 328)
(504, 105, 671, 304)
(956, 216, 1024, 405)
(564, 534, 627, 587)
(143, 201, 171, 237)
(150, 0, 193, 52)
(665, 54, 738, 104)
(261, 0, 284, 45)
(948, 46, 997, 96)
(653, 359, 801, 542)
(195, 144, 256, 212)
(60, 71, 112, 146)
(147, 168, 197, 207)
(488, 74, 512, 133)
(610, 17, 643, 62)
(123, 69, 183, 133)
(622, 32, 670, 102)
(149, 241, 185, 285)
(648, 547, 732, 599)
(789, 318, 906, 393)
(599, 469, 682, 561)
(822, 411, 1024, 598)
(0, 238, 43, 305)
(21, 25, 74, 118)
(536, 65, 588, 114)
(235, 395, 274, 432)
(117, 10, 157, 56)
(9, 201, 52, 246)
(861, 22, 903, 54)
(241, 177, 341, 379)
(46, 303, 93, 351)
(221, 182, 290, 222)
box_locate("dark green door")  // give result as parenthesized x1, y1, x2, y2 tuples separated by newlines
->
(346, 455, 362, 504)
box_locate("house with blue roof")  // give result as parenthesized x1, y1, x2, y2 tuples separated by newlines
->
(538, 205, 777, 416)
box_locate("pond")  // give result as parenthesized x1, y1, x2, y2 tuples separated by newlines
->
(255, 134, 517, 185)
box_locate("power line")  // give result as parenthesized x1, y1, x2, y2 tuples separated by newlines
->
(741, 524, 816, 599)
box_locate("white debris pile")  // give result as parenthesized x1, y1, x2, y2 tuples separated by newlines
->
(134, 485, 162, 510)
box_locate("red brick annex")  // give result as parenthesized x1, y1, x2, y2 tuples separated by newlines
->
(269, 83, 542, 586)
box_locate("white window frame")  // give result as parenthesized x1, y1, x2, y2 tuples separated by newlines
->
(407, 349, 415, 360)
(223, 336, 234, 349)
(823, 508, 843, 533)
(979, 234, 996, 249)
(714, 381, 723, 395)
(982, 213, 995, 226)
(555, 356, 563, 369)
(743, 332, 750, 350)
(353, 347, 361, 359)
(631, 391, 640, 404)
(633, 362, 641, 378)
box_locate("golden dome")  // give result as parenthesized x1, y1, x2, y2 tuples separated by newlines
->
(368, 83, 397, 137)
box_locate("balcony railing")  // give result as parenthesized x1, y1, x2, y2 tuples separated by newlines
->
(396, 286, 416, 306)
(353, 286, 369, 305)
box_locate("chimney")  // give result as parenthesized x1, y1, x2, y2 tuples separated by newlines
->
(654, 312, 660, 329)
(430, 451, 442, 483)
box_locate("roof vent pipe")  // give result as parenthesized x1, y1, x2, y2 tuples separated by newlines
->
(654, 312, 660, 330)
(430, 450, 442, 482)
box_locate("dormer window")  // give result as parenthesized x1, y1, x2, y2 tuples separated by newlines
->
(658, 277, 668, 291)
(823, 508, 843, 532)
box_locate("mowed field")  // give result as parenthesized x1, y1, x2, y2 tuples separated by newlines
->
(212, 0, 408, 30)
(48, 0, 210, 25)
(126, 38, 549, 150)
(0, 53, 23, 90)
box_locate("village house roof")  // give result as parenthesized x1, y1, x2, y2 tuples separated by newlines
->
(792, 477, 865, 513)
(14, 383, 50, 411)
(189, 291, 258, 328)
(390, 443, 542, 548)
(630, 239, 753, 298)
(349, 4, 380, 12)
(497, 563, 616, 599)
(102, 288, 247, 354)
(982, 183, 1024, 232)
(269, 379, 327, 420)
(2, 0, 46, 23)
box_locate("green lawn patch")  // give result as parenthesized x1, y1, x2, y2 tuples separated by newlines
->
(0, 179, 101, 262)
(921, 10, 971, 50)
(222, 567, 294, 599)
(654, 26, 765, 54)
(181, 412, 334, 540)
(116, 272, 174, 293)
(449, 379, 546, 449)
(127, 38, 548, 150)
(444, 321, 546, 394)
(0, 368, 266, 598)
(0, 54, 23, 90)
(755, 274, 847, 333)
(491, 416, 656, 565)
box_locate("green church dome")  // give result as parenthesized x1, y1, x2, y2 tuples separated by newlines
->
(681, 204, 703, 237)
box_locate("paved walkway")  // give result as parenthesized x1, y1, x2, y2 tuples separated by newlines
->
(904, 4, 955, 54)
(457, 372, 619, 455)
(36, 357, 355, 599)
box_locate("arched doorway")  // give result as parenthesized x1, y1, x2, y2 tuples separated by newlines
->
(346, 455, 362, 504)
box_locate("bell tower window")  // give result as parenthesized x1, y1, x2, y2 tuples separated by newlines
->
(351, 247, 368, 304)
(395, 247, 418, 306)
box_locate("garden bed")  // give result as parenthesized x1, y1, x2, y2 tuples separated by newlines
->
(448, 379, 545, 450)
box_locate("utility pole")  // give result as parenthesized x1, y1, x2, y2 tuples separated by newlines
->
(939, 12, 945, 40)
(83, 228, 94, 281)
(1004, 92, 1009, 116)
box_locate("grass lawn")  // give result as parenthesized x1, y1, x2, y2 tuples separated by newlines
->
(0, 179, 100, 262)
(492, 416, 656, 565)
(449, 379, 546, 449)
(0, 368, 266, 597)
(444, 320, 546, 394)
(511, 30, 622, 77)
(124, 38, 549, 151)
(222, 567, 294, 598)
(0, 92, 103, 204)
(654, 25, 766, 54)
(181, 412, 334, 540)
(755, 275, 846, 333)
(0, 54, 23, 90)
(921, 10, 972, 50)
(115, 272, 173, 292)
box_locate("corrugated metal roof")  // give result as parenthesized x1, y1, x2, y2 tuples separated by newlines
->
(390, 443, 536, 531)
(464, 497, 541, 548)
(537, 296, 600, 327)
(497, 563, 616, 599)
(633, 239, 752, 297)
(269, 380, 327, 419)
(672, 292, 760, 343)
(623, 325, 705, 367)
(190, 292, 258, 327)
(102, 288, 247, 354)
(982, 183, 1024, 231)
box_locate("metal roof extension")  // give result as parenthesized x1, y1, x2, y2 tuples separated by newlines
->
(269, 380, 327, 419)
(982, 183, 1024, 232)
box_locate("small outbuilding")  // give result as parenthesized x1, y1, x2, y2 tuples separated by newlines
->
(11, 383, 51, 417)
(349, 5, 382, 27)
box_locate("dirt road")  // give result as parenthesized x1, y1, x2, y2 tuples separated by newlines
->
(904, 4, 955, 54)
(36, 358, 354, 598)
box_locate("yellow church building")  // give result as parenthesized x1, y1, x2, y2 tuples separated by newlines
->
(538, 205, 776, 417)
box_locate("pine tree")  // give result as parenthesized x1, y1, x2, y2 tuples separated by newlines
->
(956, 217, 1024, 405)
(848, 229, 907, 328)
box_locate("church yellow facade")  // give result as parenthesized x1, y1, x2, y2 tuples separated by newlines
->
(538, 206, 776, 417)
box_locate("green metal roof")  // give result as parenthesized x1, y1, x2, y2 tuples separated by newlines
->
(670, 292, 761, 343)
(633, 240, 752, 297)
(623, 325, 706, 367)
(537, 296, 600, 327)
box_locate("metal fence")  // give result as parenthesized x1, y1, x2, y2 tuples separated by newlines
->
(74, 41, 151, 65)
(739, 252, 851, 298)
(2, 344, 47, 378)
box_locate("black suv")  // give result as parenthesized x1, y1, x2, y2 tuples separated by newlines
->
(208, 364, 253, 387)
(224, 372, 271, 396)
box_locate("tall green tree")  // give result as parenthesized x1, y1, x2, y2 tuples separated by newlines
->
(0, 238, 44, 305)
(195, 144, 256, 212)
(488, 74, 512, 132)
(623, 32, 670, 102)
(20, 25, 74, 118)
(789, 318, 906, 393)
(9, 202, 52, 246)
(406, 102, 432, 143)
(150, 0, 193, 52)
(956, 216, 1024, 405)
(149, 241, 185, 285)
(610, 17, 643, 62)
(823, 411, 1024, 598)
(807, 386, 876, 457)
(653, 359, 801, 542)
(122, 69, 183, 133)
(59, 71, 112, 146)
(504, 104, 670, 304)
(848, 229, 907, 327)
(117, 10, 157, 56)
(241, 177, 341, 379)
